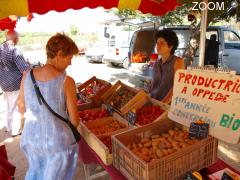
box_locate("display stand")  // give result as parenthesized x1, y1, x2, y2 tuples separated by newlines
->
(78, 138, 240, 180)
(83, 164, 108, 180)
(78, 138, 126, 180)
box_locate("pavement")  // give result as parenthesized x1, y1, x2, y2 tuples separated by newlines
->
(0, 53, 239, 179)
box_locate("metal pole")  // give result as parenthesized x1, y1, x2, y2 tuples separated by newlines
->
(198, 0, 208, 67)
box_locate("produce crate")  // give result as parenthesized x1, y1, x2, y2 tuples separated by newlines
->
(77, 76, 111, 106)
(77, 102, 98, 111)
(125, 95, 170, 126)
(79, 113, 130, 165)
(112, 117, 218, 180)
(78, 107, 109, 123)
(101, 80, 147, 115)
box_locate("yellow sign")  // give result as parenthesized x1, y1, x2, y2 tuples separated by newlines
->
(168, 69, 240, 144)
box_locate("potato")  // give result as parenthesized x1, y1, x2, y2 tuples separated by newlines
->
(152, 137, 166, 142)
(174, 127, 180, 131)
(142, 155, 151, 162)
(165, 142, 172, 149)
(158, 142, 166, 149)
(174, 136, 184, 142)
(142, 147, 150, 156)
(151, 134, 160, 139)
(171, 141, 179, 147)
(144, 142, 152, 148)
(180, 142, 188, 148)
(132, 143, 138, 149)
(168, 129, 175, 136)
(156, 149, 164, 158)
(167, 148, 175, 155)
(127, 144, 132, 149)
(162, 133, 169, 138)
(141, 138, 150, 143)
(173, 145, 181, 150)
(162, 149, 169, 156)
(138, 143, 143, 148)
(152, 141, 160, 147)
(178, 131, 185, 137)
(167, 137, 173, 142)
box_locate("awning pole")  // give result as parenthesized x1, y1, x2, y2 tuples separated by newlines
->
(198, 0, 208, 67)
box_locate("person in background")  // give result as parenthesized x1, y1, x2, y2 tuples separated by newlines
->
(18, 33, 80, 180)
(0, 29, 29, 136)
(150, 29, 185, 104)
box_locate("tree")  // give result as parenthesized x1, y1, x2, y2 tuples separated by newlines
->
(179, 0, 240, 66)
(69, 25, 79, 36)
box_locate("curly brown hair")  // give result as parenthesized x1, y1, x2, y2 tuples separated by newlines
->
(46, 33, 79, 58)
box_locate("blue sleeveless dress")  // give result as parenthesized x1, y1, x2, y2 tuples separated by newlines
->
(20, 71, 78, 180)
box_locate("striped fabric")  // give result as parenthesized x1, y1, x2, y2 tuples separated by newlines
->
(0, 41, 29, 92)
(0, 0, 179, 19)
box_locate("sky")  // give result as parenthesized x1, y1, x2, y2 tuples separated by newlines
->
(15, 8, 118, 33)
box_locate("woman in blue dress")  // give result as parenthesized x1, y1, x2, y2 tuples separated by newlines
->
(17, 33, 80, 180)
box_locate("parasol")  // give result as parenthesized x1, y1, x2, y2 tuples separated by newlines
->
(0, 0, 180, 19)
(0, 17, 17, 30)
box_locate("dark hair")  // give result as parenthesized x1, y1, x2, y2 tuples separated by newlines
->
(46, 33, 79, 58)
(154, 29, 179, 54)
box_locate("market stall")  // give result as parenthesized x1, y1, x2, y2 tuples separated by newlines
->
(77, 69, 240, 179)
(1, 0, 240, 179)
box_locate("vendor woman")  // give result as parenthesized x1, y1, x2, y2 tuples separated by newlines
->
(150, 29, 185, 104)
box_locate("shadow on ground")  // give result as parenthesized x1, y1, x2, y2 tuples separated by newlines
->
(108, 72, 143, 88)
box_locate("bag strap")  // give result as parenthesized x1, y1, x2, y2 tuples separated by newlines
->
(30, 69, 68, 124)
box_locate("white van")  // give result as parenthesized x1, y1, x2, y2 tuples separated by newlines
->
(102, 30, 134, 68)
(128, 25, 240, 74)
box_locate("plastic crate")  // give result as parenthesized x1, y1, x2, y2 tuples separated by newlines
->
(112, 118, 218, 180)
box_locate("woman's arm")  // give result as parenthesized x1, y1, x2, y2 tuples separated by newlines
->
(17, 72, 27, 130)
(161, 57, 185, 104)
(17, 72, 27, 117)
(64, 76, 79, 127)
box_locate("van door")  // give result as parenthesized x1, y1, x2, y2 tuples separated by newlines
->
(222, 30, 240, 73)
(192, 30, 219, 67)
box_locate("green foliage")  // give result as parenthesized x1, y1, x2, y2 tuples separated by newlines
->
(109, 1, 239, 26)
(70, 25, 79, 35)
(0, 31, 5, 43)
(108, 5, 190, 25)
(179, 0, 240, 24)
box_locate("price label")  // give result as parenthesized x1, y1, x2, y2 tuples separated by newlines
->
(184, 173, 197, 180)
(189, 122, 209, 139)
(222, 172, 234, 180)
(103, 103, 114, 115)
(127, 110, 137, 125)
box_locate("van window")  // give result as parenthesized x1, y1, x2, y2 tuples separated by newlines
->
(174, 30, 190, 49)
(206, 31, 218, 41)
(224, 31, 240, 49)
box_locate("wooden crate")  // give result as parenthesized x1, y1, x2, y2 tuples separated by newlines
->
(77, 76, 111, 106)
(77, 102, 99, 111)
(101, 80, 148, 115)
(112, 117, 218, 180)
(79, 113, 130, 165)
(125, 95, 170, 126)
